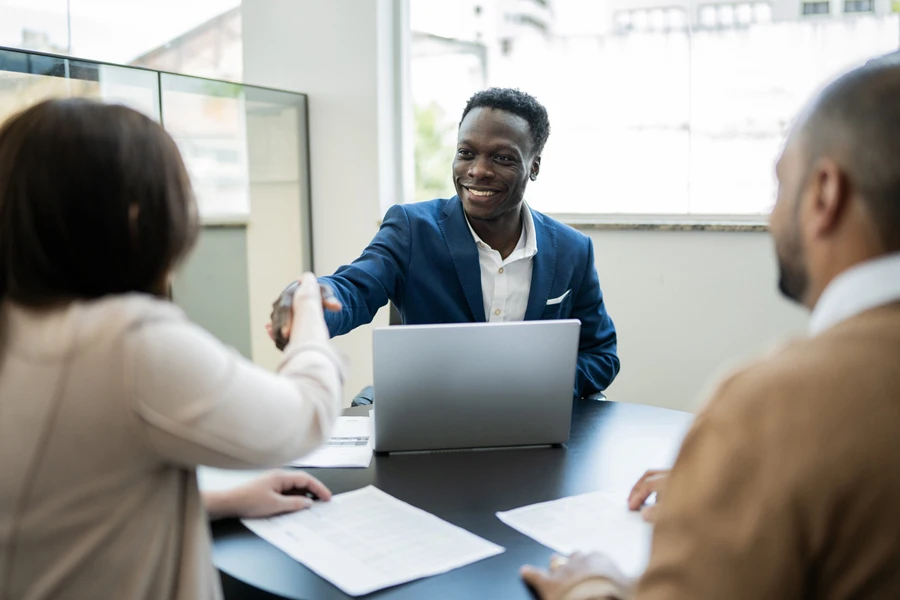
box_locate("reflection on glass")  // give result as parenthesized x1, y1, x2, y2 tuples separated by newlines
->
(160, 75, 250, 220)
(0, 47, 160, 124)
(158, 74, 311, 225)
(0, 47, 312, 225)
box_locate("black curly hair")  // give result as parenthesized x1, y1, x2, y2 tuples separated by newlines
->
(459, 88, 550, 156)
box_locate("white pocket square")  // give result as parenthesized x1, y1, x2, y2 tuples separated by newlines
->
(546, 289, 572, 306)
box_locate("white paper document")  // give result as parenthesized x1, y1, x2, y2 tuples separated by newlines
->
(242, 486, 504, 596)
(289, 416, 373, 468)
(496, 490, 653, 577)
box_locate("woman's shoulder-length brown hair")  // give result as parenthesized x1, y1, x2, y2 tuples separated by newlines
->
(0, 98, 199, 306)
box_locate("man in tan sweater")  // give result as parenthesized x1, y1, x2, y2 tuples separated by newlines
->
(522, 56, 900, 598)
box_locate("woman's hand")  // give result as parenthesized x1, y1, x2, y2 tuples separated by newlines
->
(203, 470, 332, 520)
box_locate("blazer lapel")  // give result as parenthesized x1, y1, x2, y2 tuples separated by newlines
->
(438, 196, 486, 322)
(525, 210, 557, 320)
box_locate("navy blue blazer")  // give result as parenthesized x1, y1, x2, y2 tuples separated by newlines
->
(320, 197, 620, 397)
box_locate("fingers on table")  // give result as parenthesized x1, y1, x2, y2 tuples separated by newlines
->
(628, 469, 668, 510)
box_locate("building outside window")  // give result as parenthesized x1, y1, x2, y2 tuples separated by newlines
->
(410, 0, 899, 217)
(801, 1, 831, 15)
(697, 2, 773, 28)
(844, 0, 874, 12)
(0, 0, 242, 82)
(614, 6, 689, 32)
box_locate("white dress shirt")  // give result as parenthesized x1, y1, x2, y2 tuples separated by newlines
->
(809, 251, 900, 335)
(465, 204, 538, 322)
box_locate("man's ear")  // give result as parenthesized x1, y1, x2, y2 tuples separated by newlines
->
(806, 157, 849, 239)
(530, 156, 541, 181)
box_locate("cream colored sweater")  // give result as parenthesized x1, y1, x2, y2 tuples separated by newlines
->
(0, 294, 343, 600)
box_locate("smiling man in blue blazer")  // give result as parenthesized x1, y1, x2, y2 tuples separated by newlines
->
(316, 88, 619, 398)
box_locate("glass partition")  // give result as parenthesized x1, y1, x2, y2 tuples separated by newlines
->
(0, 46, 312, 367)
(0, 48, 161, 122)
(160, 74, 251, 221)
(0, 45, 310, 230)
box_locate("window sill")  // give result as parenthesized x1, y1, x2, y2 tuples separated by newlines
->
(377, 212, 769, 232)
(552, 215, 768, 233)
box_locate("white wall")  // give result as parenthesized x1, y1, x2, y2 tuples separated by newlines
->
(592, 229, 808, 412)
(242, 0, 397, 404)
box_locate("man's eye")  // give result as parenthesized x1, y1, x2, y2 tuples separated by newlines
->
(457, 149, 472, 157)
(495, 155, 513, 163)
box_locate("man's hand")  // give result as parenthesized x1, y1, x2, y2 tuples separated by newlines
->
(202, 470, 332, 520)
(521, 552, 631, 600)
(627, 469, 670, 523)
(267, 275, 342, 349)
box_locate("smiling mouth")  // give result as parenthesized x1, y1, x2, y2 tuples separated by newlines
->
(464, 186, 502, 198)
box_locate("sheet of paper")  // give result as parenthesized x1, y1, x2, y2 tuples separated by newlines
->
(242, 486, 504, 596)
(289, 416, 373, 468)
(496, 490, 653, 577)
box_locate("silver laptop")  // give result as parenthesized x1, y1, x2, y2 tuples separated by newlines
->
(372, 320, 581, 453)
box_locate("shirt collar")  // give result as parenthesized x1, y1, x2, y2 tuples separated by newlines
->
(465, 203, 538, 258)
(809, 252, 900, 335)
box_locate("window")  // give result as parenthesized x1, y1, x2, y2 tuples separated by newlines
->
(802, 1, 831, 15)
(844, 0, 874, 11)
(736, 3, 755, 24)
(0, 0, 242, 81)
(754, 3, 774, 22)
(720, 4, 737, 25)
(615, 6, 688, 32)
(633, 9, 651, 31)
(698, 2, 774, 28)
(668, 7, 688, 28)
(615, 11, 634, 32)
(410, 0, 899, 217)
(699, 5, 719, 26)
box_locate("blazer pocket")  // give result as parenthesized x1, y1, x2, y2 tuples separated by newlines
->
(546, 289, 571, 306)
(541, 290, 573, 319)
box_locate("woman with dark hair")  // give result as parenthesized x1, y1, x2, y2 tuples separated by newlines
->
(0, 99, 343, 600)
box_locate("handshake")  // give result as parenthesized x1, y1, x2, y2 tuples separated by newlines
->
(266, 273, 342, 350)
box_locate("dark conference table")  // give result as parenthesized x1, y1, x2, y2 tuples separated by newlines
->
(212, 400, 693, 600)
